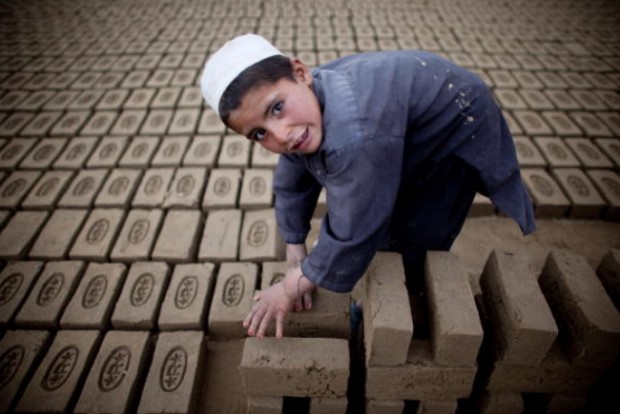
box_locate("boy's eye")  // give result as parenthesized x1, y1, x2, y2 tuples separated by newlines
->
(272, 101, 283, 115)
(250, 128, 266, 141)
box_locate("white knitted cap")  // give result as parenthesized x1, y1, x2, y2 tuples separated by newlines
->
(201, 34, 283, 116)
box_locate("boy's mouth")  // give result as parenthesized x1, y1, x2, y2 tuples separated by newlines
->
(290, 127, 309, 151)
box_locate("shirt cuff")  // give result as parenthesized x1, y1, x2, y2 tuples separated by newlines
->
(278, 228, 308, 245)
(301, 258, 355, 293)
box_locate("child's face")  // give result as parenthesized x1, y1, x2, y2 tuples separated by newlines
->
(226, 59, 323, 155)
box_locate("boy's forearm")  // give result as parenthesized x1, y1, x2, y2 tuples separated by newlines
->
(286, 243, 308, 267)
(284, 243, 315, 298)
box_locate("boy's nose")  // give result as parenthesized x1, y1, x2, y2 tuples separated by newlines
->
(271, 123, 290, 146)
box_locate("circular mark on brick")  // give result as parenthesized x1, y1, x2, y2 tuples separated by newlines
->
(87, 218, 109, 244)
(61, 116, 78, 129)
(132, 143, 148, 158)
(104, 93, 119, 104)
(226, 142, 242, 157)
(547, 143, 568, 160)
(247, 220, 268, 247)
(531, 174, 554, 197)
(193, 142, 212, 157)
(36, 177, 60, 197)
(66, 143, 86, 161)
(77, 93, 95, 105)
(132, 93, 146, 104)
(108, 176, 129, 196)
(83, 274, 108, 308)
(144, 175, 163, 195)
(42, 346, 79, 391)
(128, 219, 149, 244)
(516, 142, 534, 158)
(551, 114, 571, 130)
(576, 143, 599, 160)
(270, 272, 284, 286)
(99, 143, 118, 159)
(160, 346, 187, 392)
(602, 177, 620, 197)
(150, 114, 165, 128)
(567, 175, 589, 197)
(156, 73, 168, 82)
(37, 272, 64, 307)
(177, 114, 191, 127)
(213, 176, 231, 196)
(249, 176, 266, 195)
(73, 176, 95, 196)
(120, 116, 136, 130)
(0, 273, 23, 305)
(99, 346, 130, 392)
(130, 273, 154, 307)
(1, 144, 23, 160)
(163, 143, 179, 158)
(3, 117, 23, 131)
(92, 116, 108, 129)
(581, 115, 601, 130)
(176, 174, 194, 196)
(222, 274, 244, 307)
(33, 116, 51, 129)
(610, 143, 620, 157)
(33, 144, 55, 161)
(0, 345, 24, 389)
(523, 113, 541, 128)
(2, 178, 26, 198)
(175, 276, 197, 309)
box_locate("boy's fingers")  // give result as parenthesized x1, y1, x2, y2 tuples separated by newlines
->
(256, 311, 273, 339)
(275, 312, 285, 338)
(303, 292, 313, 310)
(293, 297, 302, 312)
(248, 306, 266, 336)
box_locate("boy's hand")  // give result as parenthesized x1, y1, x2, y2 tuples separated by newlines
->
(243, 280, 295, 339)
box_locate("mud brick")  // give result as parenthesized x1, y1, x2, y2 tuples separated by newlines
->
(488, 71, 518, 88)
(240, 337, 349, 397)
(158, 263, 215, 330)
(17, 112, 60, 138)
(208, 262, 257, 338)
(499, 111, 522, 135)
(0, 330, 51, 412)
(121, 71, 150, 89)
(0, 90, 28, 110)
(111, 262, 170, 330)
(22, 170, 74, 209)
(79, 111, 117, 136)
(533, 137, 580, 168)
(132, 168, 174, 208)
(425, 252, 483, 367)
(94, 72, 124, 90)
(95, 168, 143, 208)
(95, 89, 128, 111)
(86, 136, 129, 168)
(261, 261, 350, 338)
(477, 391, 523, 414)
(520, 89, 555, 110)
(169, 108, 200, 135)
(151, 87, 181, 108)
(151, 209, 202, 262)
(140, 109, 173, 135)
(417, 400, 458, 413)
(595, 90, 620, 110)
(164, 167, 207, 209)
(49, 111, 90, 137)
(69, 208, 125, 261)
(585, 73, 617, 90)
(15, 330, 100, 413)
(240, 209, 285, 262)
(202, 168, 242, 210)
(137, 332, 206, 413)
(367, 339, 477, 400)
(16, 90, 56, 111)
(480, 250, 558, 366)
(74, 331, 151, 414)
(58, 169, 109, 208)
(494, 89, 528, 110)
(218, 135, 251, 167)
(513, 136, 547, 167)
(119, 136, 160, 167)
(182, 54, 204, 68)
(239, 169, 273, 210)
(67, 90, 104, 110)
(545, 90, 581, 111)
(14, 261, 85, 328)
(569, 90, 607, 111)
(18, 137, 65, 169)
(521, 169, 570, 218)
(29, 209, 88, 259)
(467, 192, 495, 217)
(111, 209, 164, 262)
(0, 138, 37, 169)
(0, 211, 48, 260)
(596, 249, 620, 313)
(565, 138, 613, 169)
(540, 251, 620, 368)
(198, 109, 226, 135)
(47, 73, 80, 90)
(559, 72, 592, 89)
(597, 112, 620, 136)
(183, 135, 221, 167)
(178, 86, 203, 108)
(147, 69, 174, 87)
(310, 398, 347, 414)
(364, 252, 414, 367)
(247, 397, 282, 414)
(513, 111, 554, 135)
(485, 343, 604, 393)
(71, 72, 103, 90)
(366, 399, 404, 414)
(541, 112, 582, 136)
(109, 109, 146, 136)
(0, 261, 44, 326)
(594, 139, 620, 168)
(588, 170, 620, 220)
(60, 262, 126, 329)
(124, 88, 156, 108)
(569, 112, 613, 137)
(0, 170, 41, 208)
(545, 393, 587, 413)
(551, 168, 606, 218)
(198, 209, 241, 262)
(152, 136, 190, 166)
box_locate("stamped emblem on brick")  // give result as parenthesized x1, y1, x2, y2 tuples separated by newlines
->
(160, 346, 187, 392)
(175, 276, 197, 309)
(249, 177, 266, 195)
(120, 116, 136, 130)
(0, 345, 24, 389)
(567, 175, 589, 197)
(577, 143, 599, 160)
(602, 177, 620, 197)
(33, 144, 54, 161)
(213, 177, 231, 196)
(99, 143, 118, 159)
(2, 179, 26, 198)
(66, 144, 86, 160)
(515, 142, 534, 158)
(144, 175, 163, 195)
(163, 143, 179, 158)
(42, 346, 79, 391)
(132, 143, 148, 158)
(150, 114, 165, 128)
(37, 272, 64, 306)
(176, 175, 194, 196)
(128, 219, 150, 244)
(108, 176, 129, 195)
(222, 274, 244, 307)
(2, 144, 23, 160)
(36, 177, 60, 197)
(548, 143, 568, 160)
(87, 219, 109, 244)
(131, 273, 154, 307)
(0, 273, 23, 305)
(193, 142, 211, 157)
(99, 346, 131, 391)
(227, 142, 242, 157)
(83, 275, 107, 308)
(247, 220, 268, 247)
(531, 174, 554, 197)
(74, 176, 95, 196)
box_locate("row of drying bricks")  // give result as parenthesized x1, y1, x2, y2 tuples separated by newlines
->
(1, 248, 619, 413)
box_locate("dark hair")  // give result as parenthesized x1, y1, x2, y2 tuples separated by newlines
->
(219, 55, 295, 124)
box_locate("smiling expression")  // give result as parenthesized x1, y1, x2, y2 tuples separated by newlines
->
(226, 59, 323, 155)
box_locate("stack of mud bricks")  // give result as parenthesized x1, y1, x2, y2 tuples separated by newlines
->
(363, 252, 484, 414)
(472, 249, 620, 413)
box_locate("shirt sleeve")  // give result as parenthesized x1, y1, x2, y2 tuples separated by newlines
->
(301, 135, 404, 292)
(273, 153, 323, 244)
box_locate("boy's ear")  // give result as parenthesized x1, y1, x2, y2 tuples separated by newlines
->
(290, 58, 312, 85)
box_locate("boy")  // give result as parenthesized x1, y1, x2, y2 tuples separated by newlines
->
(201, 34, 535, 339)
